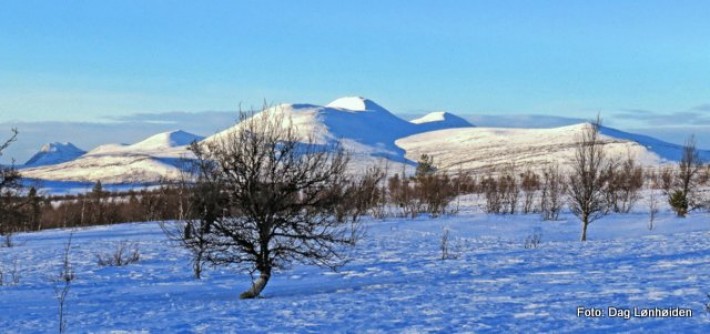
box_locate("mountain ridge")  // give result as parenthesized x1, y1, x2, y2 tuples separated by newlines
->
(18, 97, 709, 186)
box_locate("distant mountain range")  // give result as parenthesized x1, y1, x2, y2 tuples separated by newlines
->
(18, 96, 710, 185)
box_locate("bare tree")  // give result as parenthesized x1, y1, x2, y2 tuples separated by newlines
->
(340, 165, 384, 222)
(481, 172, 503, 214)
(540, 163, 565, 221)
(161, 148, 227, 279)
(499, 164, 520, 214)
(371, 160, 390, 219)
(603, 151, 644, 213)
(173, 108, 364, 299)
(480, 168, 519, 215)
(567, 117, 609, 241)
(668, 135, 703, 217)
(417, 163, 458, 217)
(387, 172, 422, 218)
(520, 168, 540, 214)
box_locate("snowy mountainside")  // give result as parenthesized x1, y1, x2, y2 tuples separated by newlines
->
(599, 125, 710, 162)
(396, 123, 708, 173)
(204, 97, 424, 162)
(84, 130, 203, 156)
(23, 142, 86, 167)
(20, 130, 201, 184)
(126, 129, 204, 152)
(410, 111, 474, 132)
(21, 155, 188, 184)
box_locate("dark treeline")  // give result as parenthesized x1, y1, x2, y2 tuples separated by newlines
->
(1, 148, 709, 241)
(1, 156, 709, 237)
(1, 182, 187, 235)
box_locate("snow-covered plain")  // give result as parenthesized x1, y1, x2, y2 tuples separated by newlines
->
(1, 198, 709, 333)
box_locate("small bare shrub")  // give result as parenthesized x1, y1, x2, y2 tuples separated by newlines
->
(524, 233, 542, 249)
(441, 228, 450, 260)
(54, 233, 75, 334)
(0, 257, 21, 286)
(648, 190, 659, 231)
(439, 228, 459, 260)
(96, 241, 140, 267)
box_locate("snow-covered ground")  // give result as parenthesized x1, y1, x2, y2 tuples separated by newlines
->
(1, 199, 709, 333)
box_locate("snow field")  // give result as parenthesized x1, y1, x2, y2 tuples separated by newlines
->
(1, 205, 709, 333)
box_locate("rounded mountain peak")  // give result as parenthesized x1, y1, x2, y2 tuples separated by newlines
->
(326, 96, 388, 112)
(130, 130, 204, 151)
(411, 111, 474, 129)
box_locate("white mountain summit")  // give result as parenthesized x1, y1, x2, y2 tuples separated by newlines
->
(24, 142, 86, 167)
(410, 111, 474, 132)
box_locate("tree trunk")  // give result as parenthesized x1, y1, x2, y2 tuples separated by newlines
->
(580, 219, 588, 242)
(193, 251, 203, 280)
(239, 269, 271, 299)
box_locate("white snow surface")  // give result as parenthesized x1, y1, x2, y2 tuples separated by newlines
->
(1, 200, 709, 332)
(23, 142, 86, 167)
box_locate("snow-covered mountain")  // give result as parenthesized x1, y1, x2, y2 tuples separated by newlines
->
(205, 97, 454, 163)
(21, 130, 202, 183)
(23, 142, 86, 167)
(84, 130, 204, 156)
(410, 111, 474, 132)
(18, 97, 710, 185)
(396, 123, 710, 173)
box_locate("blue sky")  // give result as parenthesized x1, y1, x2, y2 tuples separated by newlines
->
(1, 1, 710, 162)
